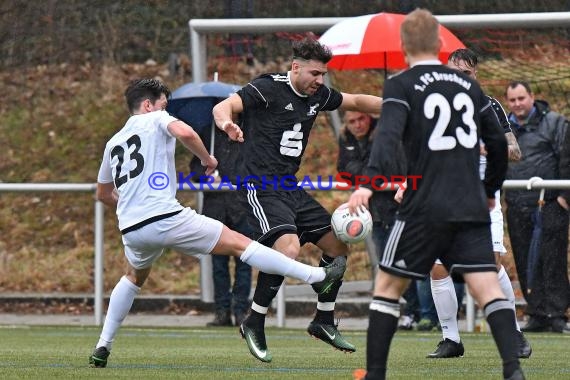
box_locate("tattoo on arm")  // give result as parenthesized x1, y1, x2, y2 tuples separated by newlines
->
(505, 132, 522, 161)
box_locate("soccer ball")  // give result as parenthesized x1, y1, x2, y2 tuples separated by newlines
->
(331, 203, 372, 244)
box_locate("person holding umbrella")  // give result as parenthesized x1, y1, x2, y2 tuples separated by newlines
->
(167, 79, 252, 327)
(504, 80, 570, 333)
(189, 124, 253, 327)
(348, 9, 525, 380)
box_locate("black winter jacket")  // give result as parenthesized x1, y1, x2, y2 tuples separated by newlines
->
(506, 100, 568, 207)
(337, 122, 402, 224)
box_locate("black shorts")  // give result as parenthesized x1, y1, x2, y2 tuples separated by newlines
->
(240, 187, 331, 247)
(380, 219, 497, 281)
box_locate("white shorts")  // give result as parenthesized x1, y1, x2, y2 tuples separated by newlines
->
(490, 190, 506, 254)
(434, 190, 505, 267)
(122, 207, 224, 269)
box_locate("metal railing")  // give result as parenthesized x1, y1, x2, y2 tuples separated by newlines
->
(1, 178, 569, 330)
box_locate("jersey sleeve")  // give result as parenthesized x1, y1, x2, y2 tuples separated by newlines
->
(97, 145, 114, 184)
(480, 93, 508, 198)
(156, 110, 178, 137)
(487, 95, 512, 134)
(364, 78, 408, 181)
(318, 87, 343, 111)
(238, 76, 271, 110)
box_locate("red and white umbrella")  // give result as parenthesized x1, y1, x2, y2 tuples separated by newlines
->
(319, 12, 466, 71)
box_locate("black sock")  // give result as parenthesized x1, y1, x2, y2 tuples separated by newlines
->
(247, 272, 284, 327)
(313, 255, 345, 325)
(366, 296, 400, 380)
(484, 299, 521, 379)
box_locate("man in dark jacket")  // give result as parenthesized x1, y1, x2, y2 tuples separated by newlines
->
(337, 111, 400, 273)
(190, 125, 252, 327)
(337, 111, 420, 326)
(504, 80, 570, 333)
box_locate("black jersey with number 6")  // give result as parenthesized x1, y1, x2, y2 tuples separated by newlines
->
(365, 63, 507, 222)
(236, 72, 343, 184)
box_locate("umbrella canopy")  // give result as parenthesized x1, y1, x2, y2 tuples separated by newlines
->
(170, 81, 242, 100)
(166, 81, 242, 133)
(318, 12, 466, 71)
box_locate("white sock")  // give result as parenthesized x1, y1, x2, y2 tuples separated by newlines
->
(96, 275, 140, 350)
(497, 265, 521, 331)
(431, 276, 461, 343)
(240, 241, 325, 283)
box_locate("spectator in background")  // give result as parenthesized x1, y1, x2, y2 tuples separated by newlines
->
(337, 111, 381, 280)
(397, 283, 421, 330)
(336, 111, 421, 329)
(504, 80, 570, 333)
(190, 125, 252, 327)
(415, 278, 444, 331)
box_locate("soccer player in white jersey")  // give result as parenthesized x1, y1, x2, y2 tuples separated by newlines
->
(88, 78, 346, 368)
(424, 48, 531, 360)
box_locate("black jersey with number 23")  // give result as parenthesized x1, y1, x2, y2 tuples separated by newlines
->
(236, 72, 343, 183)
(365, 63, 507, 223)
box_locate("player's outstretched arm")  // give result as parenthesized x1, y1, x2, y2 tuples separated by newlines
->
(480, 103, 508, 198)
(213, 94, 244, 142)
(347, 187, 373, 215)
(488, 95, 521, 162)
(167, 120, 218, 175)
(339, 93, 382, 115)
(505, 131, 521, 161)
(96, 182, 118, 208)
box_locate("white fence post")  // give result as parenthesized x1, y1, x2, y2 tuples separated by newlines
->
(94, 200, 105, 326)
(465, 286, 476, 332)
(276, 284, 286, 327)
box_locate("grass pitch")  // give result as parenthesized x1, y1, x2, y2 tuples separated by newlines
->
(0, 325, 568, 379)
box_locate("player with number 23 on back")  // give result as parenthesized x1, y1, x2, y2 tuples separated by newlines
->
(348, 9, 523, 380)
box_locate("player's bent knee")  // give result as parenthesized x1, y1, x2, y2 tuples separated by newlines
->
(212, 226, 251, 256)
(464, 271, 504, 305)
(316, 231, 349, 256)
(374, 272, 409, 299)
(430, 263, 449, 280)
(273, 235, 301, 259)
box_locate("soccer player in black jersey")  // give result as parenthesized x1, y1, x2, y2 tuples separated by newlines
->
(348, 9, 525, 380)
(425, 48, 531, 360)
(213, 37, 381, 362)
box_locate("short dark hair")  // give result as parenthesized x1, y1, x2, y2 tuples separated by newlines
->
(124, 78, 171, 113)
(505, 80, 533, 96)
(448, 48, 478, 68)
(292, 37, 333, 64)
